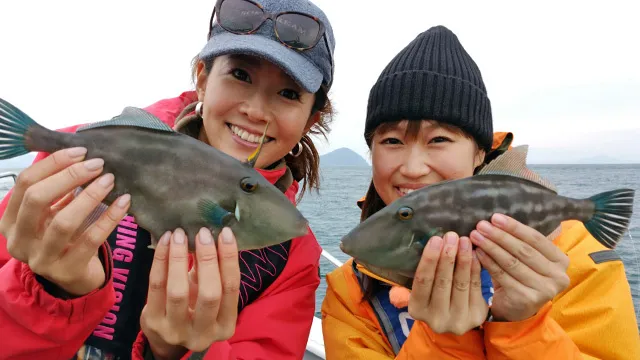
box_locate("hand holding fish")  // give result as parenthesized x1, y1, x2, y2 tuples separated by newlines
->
(408, 232, 489, 335)
(0, 148, 131, 296)
(140, 227, 241, 356)
(470, 213, 570, 322)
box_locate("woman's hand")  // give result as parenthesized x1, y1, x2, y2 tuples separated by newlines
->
(470, 213, 570, 322)
(0, 147, 131, 297)
(409, 232, 489, 335)
(140, 227, 241, 358)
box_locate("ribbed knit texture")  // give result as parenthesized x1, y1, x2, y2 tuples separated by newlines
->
(365, 25, 493, 151)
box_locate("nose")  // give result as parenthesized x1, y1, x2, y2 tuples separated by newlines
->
(241, 92, 275, 125)
(399, 146, 431, 179)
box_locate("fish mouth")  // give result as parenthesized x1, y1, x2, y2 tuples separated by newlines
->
(227, 123, 274, 145)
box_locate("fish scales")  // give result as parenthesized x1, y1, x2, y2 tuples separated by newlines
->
(409, 175, 592, 241)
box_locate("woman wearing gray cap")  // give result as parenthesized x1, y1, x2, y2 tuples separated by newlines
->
(0, 0, 336, 359)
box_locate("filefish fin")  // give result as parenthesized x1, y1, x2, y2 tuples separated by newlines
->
(197, 199, 234, 227)
(477, 145, 558, 193)
(77, 107, 174, 133)
(0, 97, 42, 159)
(415, 228, 445, 247)
(584, 188, 635, 249)
(244, 121, 270, 168)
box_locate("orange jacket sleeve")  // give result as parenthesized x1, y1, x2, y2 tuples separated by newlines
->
(546, 221, 640, 359)
(322, 262, 486, 359)
(483, 301, 583, 359)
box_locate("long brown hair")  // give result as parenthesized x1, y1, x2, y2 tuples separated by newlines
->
(186, 54, 335, 202)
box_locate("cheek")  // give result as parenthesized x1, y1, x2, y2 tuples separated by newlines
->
(371, 148, 398, 203)
(430, 148, 477, 180)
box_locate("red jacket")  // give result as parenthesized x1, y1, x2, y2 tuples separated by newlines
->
(0, 91, 322, 359)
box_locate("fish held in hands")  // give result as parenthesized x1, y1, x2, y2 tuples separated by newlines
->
(0, 97, 309, 252)
(339, 145, 634, 287)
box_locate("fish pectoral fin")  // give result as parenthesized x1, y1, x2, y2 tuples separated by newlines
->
(77, 107, 174, 133)
(198, 199, 234, 227)
(415, 227, 444, 246)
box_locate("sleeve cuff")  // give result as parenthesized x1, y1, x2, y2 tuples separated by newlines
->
(483, 301, 554, 349)
(17, 241, 115, 325)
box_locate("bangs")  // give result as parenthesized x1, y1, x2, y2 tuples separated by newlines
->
(366, 119, 474, 143)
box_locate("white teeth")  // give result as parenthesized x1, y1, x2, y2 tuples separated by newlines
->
(230, 124, 269, 144)
(235, 203, 241, 221)
(398, 188, 415, 196)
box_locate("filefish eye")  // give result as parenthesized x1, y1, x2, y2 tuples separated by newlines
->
(397, 206, 413, 220)
(240, 177, 258, 193)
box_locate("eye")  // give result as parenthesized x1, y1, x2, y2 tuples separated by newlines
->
(381, 137, 402, 145)
(429, 136, 452, 144)
(279, 88, 300, 100)
(240, 177, 259, 193)
(231, 68, 251, 83)
(397, 206, 413, 220)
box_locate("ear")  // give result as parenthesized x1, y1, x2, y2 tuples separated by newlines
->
(473, 148, 486, 169)
(304, 111, 321, 133)
(195, 60, 208, 101)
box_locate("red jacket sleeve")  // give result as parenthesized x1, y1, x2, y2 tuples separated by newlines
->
(132, 229, 323, 359)
(0, 127, 117, 360)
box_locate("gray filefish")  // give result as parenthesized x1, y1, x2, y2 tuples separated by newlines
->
(339, 145, 635, 286)
(0, 97, 309, 252)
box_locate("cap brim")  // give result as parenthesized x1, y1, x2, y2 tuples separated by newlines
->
(199, 32, 323, 93)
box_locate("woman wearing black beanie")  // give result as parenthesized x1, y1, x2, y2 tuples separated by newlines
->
(321, 25, 639, 359)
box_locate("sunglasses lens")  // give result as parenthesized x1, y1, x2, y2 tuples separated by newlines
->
(275, 14, 320, 49)
(219, 0, 264, 33)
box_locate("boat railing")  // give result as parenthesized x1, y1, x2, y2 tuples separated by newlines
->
(0, 171, 18, 184)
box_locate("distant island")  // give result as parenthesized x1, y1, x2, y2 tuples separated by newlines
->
(320, 148, 370, 167)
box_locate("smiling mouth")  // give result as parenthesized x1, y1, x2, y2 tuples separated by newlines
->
(227, 123, 274, 144)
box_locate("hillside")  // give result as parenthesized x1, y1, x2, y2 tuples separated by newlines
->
(320, 148, 369, 167)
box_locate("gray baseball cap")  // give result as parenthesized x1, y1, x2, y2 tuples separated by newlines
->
(199, 0, 335, 93)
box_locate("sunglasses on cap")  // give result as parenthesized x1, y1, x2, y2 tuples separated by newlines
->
(208, 0, 334, 82)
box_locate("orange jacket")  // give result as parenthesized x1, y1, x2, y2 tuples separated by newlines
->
(324, 132, 640, 359)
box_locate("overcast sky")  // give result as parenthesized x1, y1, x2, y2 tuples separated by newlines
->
(1, 0, 639, 165)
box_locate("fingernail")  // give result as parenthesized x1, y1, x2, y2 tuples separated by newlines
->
(477, 221, 492, 235)
(493, 213, 507, 227)
(471, 230, 485, 243)
(199, 228, 213, 245)
(221, 227, 234, 244)
(460, 237, 470, 251)
(160, 231, 171, 245)
(428, 236, 442, 249)
(67, 147, 87, 158)
(445, 232, 458, 245)
(98, 173, 114, 187)
(174, 229, 185, 244)
(117, 194, 130, 208)
(84, 158, 104, 171)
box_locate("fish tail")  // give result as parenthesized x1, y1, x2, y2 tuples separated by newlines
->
(584, 188, 635, 249)
(0, 98, 68, 159)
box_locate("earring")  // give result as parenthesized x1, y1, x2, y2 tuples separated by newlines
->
(195, 101, 203, 117)
(289, 142, 303, 157)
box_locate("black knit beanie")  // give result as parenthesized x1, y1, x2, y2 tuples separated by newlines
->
(364, 25, 493, 152)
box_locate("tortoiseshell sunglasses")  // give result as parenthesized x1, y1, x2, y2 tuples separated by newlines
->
(209, 0, 329, 51)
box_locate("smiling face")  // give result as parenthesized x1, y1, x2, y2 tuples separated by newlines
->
(370, 119, 485, 206)
(195, 54, 320, 169)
